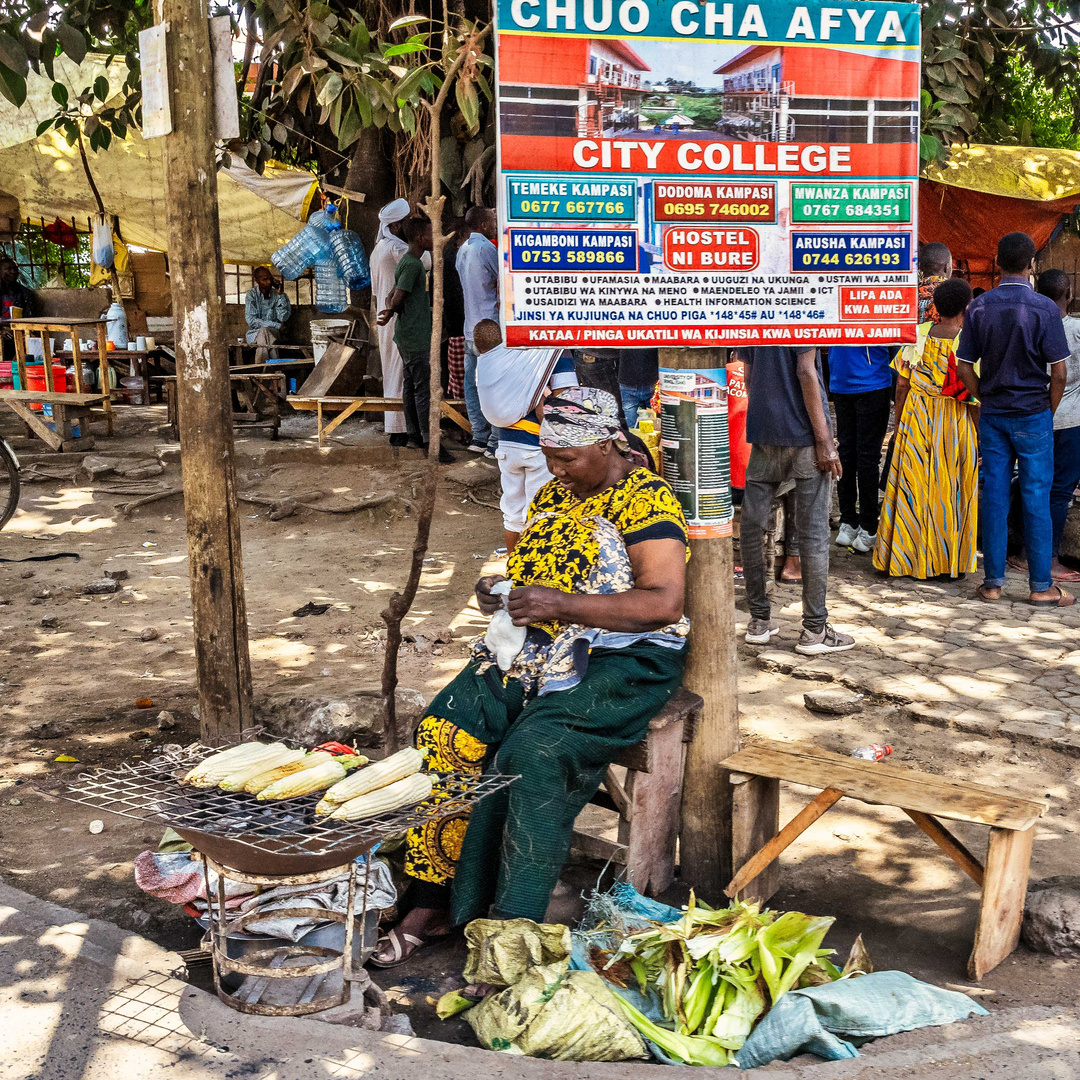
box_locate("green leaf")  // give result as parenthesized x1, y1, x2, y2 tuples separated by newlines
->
(353, 86, 372, 126)
(920, 132, 945, 163)
(337, 104, 362, 148)
(0, 65, 27, 107)
(350, 20, 370, 55)
(316, 71, 343, 106)
(94, 75, 110, 101)
(977, 37, 995, 66)
(56, 23, 87, 65)
(35, 117, 54, 137)
(0, 31, 27, 77)
(384, 41, 425, 57)
(52, 81, 69, 107)
(933, 82, 971, 104)
(389, 14, 428, 30)
(400, 103, 415, 134)
(113, 121, 127, 141)
(455, 75, 480, 135)
(984, 5, 1009, 27)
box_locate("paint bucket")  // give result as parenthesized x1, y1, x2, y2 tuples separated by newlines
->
(310, 318, 351, 362)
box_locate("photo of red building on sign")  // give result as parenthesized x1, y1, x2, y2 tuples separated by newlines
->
(714, 45, 920, 144)
(498, 35, 650, 138)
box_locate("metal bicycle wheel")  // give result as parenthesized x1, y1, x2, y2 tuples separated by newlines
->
(0, 438, 19, 531)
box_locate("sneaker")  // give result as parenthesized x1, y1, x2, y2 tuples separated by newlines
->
(483, 448, 497, 460)
(852, 528, 876, 554)
(796, 624, 856, 654)
(835, 523, 858, 547)
(467, 442, 486, 454)
(745, 618, 780, 644)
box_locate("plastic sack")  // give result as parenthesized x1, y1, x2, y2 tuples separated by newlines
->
(461, 919, 647, 1062)
(468, 962, 648, 1062)
(476, 344, 562, 429)
(463, 918, 571, 987)
(735, 971, 989, 1069)
(92, 216, 115, 269)
(484, 580, 525, 672)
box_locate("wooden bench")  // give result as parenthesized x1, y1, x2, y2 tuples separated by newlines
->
(289, 395, 472, 447)
(0, 389, 106, 452)
(721, 741, 1049, 980)
(572, 688, 704, 896)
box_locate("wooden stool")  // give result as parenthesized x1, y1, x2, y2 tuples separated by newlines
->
(721, 741, 1048, 980)
(572, 688, 703, 897)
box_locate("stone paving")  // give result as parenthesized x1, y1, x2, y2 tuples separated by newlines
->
(735, 551, 1080, 758)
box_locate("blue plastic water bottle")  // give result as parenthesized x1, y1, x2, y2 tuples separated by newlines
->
(314, 257, 348, 313)
(323, 203, 371, 289)
(271, 210, 333, 280)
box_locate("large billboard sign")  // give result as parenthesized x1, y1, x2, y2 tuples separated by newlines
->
(495, 0, 921, 348)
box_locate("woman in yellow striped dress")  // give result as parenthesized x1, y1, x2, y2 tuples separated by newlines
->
(874, 278, 979, 580)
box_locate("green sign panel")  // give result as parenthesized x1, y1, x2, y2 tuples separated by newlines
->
(789, 183, 912, 224)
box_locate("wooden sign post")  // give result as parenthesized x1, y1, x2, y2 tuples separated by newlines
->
(156, 0, 252, 742)
(659, 346, 740, 898)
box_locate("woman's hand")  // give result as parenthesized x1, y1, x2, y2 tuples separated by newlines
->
(507, 585, 566, 626)
(475, 574, 508, 616)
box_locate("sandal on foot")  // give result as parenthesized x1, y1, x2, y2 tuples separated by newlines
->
(368, 926, 452, 969)
(1031, 586, 1076, 608)
(975, 584, 1001, 602)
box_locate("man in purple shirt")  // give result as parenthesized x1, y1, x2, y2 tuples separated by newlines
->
(957, 232, 1073, 608)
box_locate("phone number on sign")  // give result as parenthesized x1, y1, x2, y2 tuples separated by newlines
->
(797, 252, 905, 267)
(795, 204, 905, 219)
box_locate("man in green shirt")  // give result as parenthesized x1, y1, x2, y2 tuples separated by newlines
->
(378, 217, 451, 461)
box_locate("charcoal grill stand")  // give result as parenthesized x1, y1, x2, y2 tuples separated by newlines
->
(201, 855, 367, 1016)
(37, 737, 517, 1017)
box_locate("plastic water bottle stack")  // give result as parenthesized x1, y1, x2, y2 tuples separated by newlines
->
(271, 204, 370, 313)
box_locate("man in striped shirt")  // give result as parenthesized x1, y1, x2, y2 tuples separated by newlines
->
(472, 319, 578, 552)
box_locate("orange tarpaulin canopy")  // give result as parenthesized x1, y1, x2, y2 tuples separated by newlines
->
(920, 144, 1080, 288)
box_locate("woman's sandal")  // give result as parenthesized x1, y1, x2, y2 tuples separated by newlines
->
(1031, 586, 1076, 608)
(975, 584, 1001, 602)
(368, 926, 453, 969)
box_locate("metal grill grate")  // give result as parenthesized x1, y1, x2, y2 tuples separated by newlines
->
(38, 740, 516, 862)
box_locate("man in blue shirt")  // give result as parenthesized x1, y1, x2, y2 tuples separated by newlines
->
(827, 346, 895, 552)
(456, 206, 500, 456)
(957, 231, 1073, 608)
(245, 266, 291, 363)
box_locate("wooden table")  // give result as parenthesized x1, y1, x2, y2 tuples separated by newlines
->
(721, 740, 1049, 980)
(5, 318, 113, 434)
(158, 373, 285, 441)
(289, 395, 472, 447)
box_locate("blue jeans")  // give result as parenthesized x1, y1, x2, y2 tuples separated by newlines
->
(463, 343, 495, 450)
(1051, 426, 1080, 557)
(980, 409, 1054, 592)
(620, 384, 654, 429)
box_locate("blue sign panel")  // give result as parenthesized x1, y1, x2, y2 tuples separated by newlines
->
(508, 228, 638, 271)
(790, 231, 912, 273)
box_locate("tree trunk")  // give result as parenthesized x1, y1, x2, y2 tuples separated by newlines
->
(344, 126, 396, 254)
(159, 0, 253, 743)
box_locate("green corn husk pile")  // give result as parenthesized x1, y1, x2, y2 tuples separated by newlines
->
(599, 895, 841, 1066)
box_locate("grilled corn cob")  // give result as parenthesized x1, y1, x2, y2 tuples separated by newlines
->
(255, 754, 365, 801)
(218, 747, 307, 792)
(317, 746, 426, 810)
(183, 742, 279, 787)
(243, 750, 334, 794)
(328, 772, 434, 821)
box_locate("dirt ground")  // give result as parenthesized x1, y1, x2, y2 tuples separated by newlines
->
(1, 402, 1078, 1045)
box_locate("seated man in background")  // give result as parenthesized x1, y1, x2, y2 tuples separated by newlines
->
(245, 265, 291, 363)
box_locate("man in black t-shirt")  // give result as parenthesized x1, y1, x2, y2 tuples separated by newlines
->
(738, 346, 855, 654)
(0, 258, 34, 364)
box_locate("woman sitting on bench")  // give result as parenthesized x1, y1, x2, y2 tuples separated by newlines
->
(372, 387, 689, 967)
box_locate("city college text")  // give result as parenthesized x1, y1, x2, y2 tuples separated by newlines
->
(572, 140, 852, 173)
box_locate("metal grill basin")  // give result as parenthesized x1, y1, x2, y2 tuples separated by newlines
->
(39, 740, 516, 875)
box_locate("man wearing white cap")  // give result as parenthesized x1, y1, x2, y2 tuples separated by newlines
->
(371, 198, 411, 444)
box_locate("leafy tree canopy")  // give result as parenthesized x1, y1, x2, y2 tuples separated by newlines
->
(0, 0, 1076, 168)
